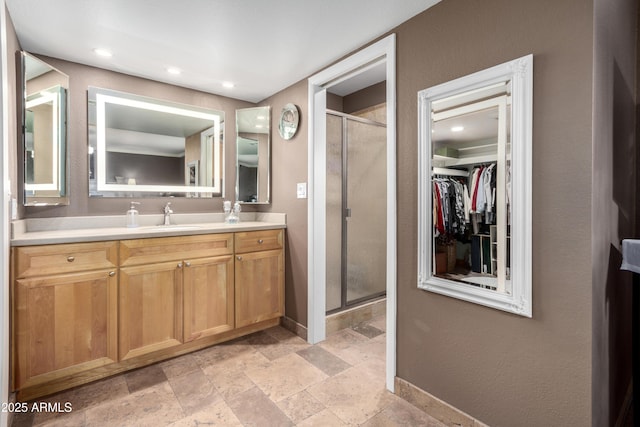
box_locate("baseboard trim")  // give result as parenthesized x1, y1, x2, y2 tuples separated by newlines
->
(395, 377, 489, 427)
(281, 316, 307, 341)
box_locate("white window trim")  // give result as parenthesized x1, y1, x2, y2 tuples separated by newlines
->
(417, 54, 533, 317)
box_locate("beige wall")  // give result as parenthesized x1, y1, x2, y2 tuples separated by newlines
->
(259, 80, 309, 324)
(17, 57, 253, 219)
(592, 0, 637, 425)
(393, 1, 593, 426)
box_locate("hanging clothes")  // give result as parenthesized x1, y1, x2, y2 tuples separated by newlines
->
(482, 163, 496, 224)
(433, 182, 445, 235)
(433, 177, 468, 236)
(467, 163, 500, 231)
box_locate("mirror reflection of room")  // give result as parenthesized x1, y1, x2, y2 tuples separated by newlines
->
(87, 86, 224, 198)
(22, 52, 69, 205)
(236, 106, 270, 203)
(431, 81, 511, 293)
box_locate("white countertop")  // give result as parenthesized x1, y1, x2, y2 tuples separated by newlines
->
(11, 212, 286, 246)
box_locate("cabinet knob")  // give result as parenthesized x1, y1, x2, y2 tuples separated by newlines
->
(109, 271, 116, 277)
(258, 239, 264, 244)
(177, 262, 183, 268)
(67, 256, 75, 262)
(237, 256, 243, 261)
(185, 261, 191, 267)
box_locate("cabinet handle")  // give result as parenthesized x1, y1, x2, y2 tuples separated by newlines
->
(67, 256, 75, 262)
(185, 261, 191, 267)
(109, 271, 115, 277)
(258, 239, 264, 244)
(237, 256, 243, 261)
(177, 262, 183, 268)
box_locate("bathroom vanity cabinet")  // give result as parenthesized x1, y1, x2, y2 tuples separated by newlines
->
(235, 229, 284, 328)
(10, 228, 284, 400)
(12, 241, 119, 393)
(118, 233, 235, 359)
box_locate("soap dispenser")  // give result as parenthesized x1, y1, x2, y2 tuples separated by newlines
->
(225, 201, 240, 224)
(126, 202, 141, 228)
(223, 200, 232, 223)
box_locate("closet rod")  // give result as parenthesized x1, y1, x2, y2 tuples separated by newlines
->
(432, 167, 468, 177)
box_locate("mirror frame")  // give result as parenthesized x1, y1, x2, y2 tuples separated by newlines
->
(235, 106, 271, 204)
(417, 54, 533, 317)
(88, 86, 225, 198)
(21, 52, 69, 206)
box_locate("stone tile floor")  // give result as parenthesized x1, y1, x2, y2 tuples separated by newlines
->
(12, 315, 445, 426)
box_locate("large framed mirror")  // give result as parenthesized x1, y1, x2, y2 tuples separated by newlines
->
(236, 106, 270, 204)
(417, 55, 533, 317)
(88, 87, 224, 198)
(22, 52, 69, 206)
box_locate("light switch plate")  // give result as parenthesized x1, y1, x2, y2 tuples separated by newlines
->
(297, 182, 307, 199)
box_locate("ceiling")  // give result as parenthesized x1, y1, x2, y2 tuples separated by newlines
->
(6, 0, 440, 103)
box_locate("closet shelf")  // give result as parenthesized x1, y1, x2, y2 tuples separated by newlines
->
(432, 167, 468, 177)
(433, 153, 497, 168)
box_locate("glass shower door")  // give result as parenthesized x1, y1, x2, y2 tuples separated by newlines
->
(326, 111, 386, 313)
(326, 113, 343, 312)
(344, 117, 386, 305)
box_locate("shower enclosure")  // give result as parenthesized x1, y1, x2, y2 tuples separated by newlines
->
(326, 110, 387, 313)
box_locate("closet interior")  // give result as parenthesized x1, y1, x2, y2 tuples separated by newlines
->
(430, 82, 512, 294)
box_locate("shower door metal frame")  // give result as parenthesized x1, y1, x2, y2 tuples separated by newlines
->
(326, 109, 387, 315)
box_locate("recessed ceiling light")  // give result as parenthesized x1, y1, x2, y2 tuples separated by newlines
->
(257, 115, 265, 120)
(93, 48, 112, 57)
(255, 124, 264, 129)
(222, 81, 234, 89)
(167, 67, 181, 75)
(451, 126, 464, 132)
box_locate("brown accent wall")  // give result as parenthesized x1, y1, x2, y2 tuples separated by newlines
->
(592, 0, 637, 425)
(393, 1, 593, 425)
(17, 57, 253, 218)
(327, 93, 343, 112)
(343, 81, 385, 114)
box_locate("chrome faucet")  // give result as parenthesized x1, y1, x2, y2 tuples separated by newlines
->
(163, 202, 173, 225)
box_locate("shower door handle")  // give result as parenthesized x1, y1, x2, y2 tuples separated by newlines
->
(345, 208, 351, 218)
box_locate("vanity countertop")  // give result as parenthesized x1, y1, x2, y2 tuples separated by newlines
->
(11, 212, 286, 246)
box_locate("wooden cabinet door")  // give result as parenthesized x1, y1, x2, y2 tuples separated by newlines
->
(235, 249, 284, 328)
(14, 269, 117, 389)
(183, 255, 235, 342)
(119, 261, 183, 360)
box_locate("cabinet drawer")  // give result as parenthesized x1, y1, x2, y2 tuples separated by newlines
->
(235, 229, 283, 254)
(120, 233, 233, 267)
(14, 241, 118, 278)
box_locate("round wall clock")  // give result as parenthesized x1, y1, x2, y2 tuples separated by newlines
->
(278, 103, 299, 140)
